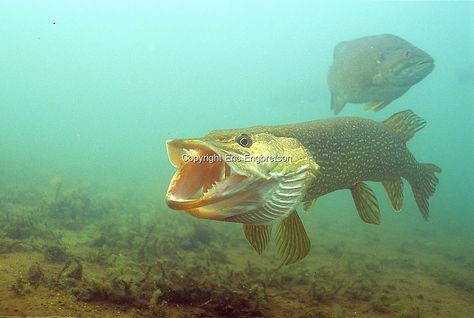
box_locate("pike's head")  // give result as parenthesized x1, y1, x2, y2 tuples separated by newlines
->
(165, 129, 319, 225)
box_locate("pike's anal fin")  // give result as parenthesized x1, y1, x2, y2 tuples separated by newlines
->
(351, 182, 381, 225)
(275, 211, 311, 265)
(243, 224, 272, 255)
(382, 179, 404, 212)
(303, 198, 317, 211)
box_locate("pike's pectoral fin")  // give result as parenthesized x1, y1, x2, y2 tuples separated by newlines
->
(243, 224, 272, 255)
(382, 179, 404, 212)
(365, 100, 390, 112)
(331, 93, 346, 114)
(303, 198, 317, 211)
(351, 182, 381, 225)
(275, 211, 311, 265)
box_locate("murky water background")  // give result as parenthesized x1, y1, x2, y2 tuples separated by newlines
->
(0, 1, 473, 317)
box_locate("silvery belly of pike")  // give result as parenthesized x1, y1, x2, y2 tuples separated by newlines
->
(165, 110, 441, 265)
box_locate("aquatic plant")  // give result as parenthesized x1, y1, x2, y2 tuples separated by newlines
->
(428, 266, 474, 293)
(27, 262, 45, 288)
(43, 245, 68, 263)
(136, 223, 157, 262)
(307, 267, 344, 303)
(148, 288, 166, 316)
(71, 279, 113, 302)
(331, 304, 347, 318)
(41, 188, 115, 231)
(49, 176, 63, 201)
(0, 238, 26, 254)
(0, 181, 468, 317)
(371, 293, 396, 314)
(343, 277, 377, 301)
(86, 247, 114, 266)
(58, 257, 83, 281)
(2, 213, 39, 240)
(11, 276, 29, 296)
(398, 307, 423, 318)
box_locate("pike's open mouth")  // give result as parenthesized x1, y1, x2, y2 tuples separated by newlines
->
(165, 137, 317, 224)
(165, 139, 263, 218)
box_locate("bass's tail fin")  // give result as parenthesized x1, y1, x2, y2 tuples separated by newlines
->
(409, 163, 441, 220)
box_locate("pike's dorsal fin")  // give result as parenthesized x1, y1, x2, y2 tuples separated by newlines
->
(303, 198, 317, 212)
(351, 182, 381, 225)
(275, 211, 311, 265)
(331, 94, 346, 114)
(382, 179, 404, 212)
(243, 224, 272, 255)
(383, 110, 426, 143)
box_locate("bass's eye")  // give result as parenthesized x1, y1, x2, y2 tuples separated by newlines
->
(403, 50, 410, 58)
(235, 134, 252, 148)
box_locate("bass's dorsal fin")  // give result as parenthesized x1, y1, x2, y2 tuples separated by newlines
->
(275, 211, 311, 265)
(243, 224, 272, 255)
(382, 179, 404, 212)
(351, 182, 381, 225)
(383, 110, 426, 143)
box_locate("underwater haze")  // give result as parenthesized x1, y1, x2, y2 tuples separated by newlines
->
(0, 1, 473, 317)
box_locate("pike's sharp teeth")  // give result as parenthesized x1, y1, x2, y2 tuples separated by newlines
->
(219, 165, 226, 181)
(203, 180, 218, 195)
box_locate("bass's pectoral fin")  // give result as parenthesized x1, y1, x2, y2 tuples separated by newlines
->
(275, 211, 311, 265)
(243, 224, 272, 255)
(351, 182, 381, 224)
(331, 93, 346, 114)
(382, 179, 404, 212)
(364, 100, 391, 112)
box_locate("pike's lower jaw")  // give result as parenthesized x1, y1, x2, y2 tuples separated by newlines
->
(165, 144, 248, 211)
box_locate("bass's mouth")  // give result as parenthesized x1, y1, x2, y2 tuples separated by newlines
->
(165, 139, 263, 219)
(396, 57, 434, 75)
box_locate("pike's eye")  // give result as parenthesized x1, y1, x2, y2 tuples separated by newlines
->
(236, 134, 252, 148)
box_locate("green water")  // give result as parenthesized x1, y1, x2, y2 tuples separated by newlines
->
(0, 1, 473, 317)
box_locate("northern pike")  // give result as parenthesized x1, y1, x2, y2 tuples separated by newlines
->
(165, 110, 441, 265)
(328, 34, 434, 114)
